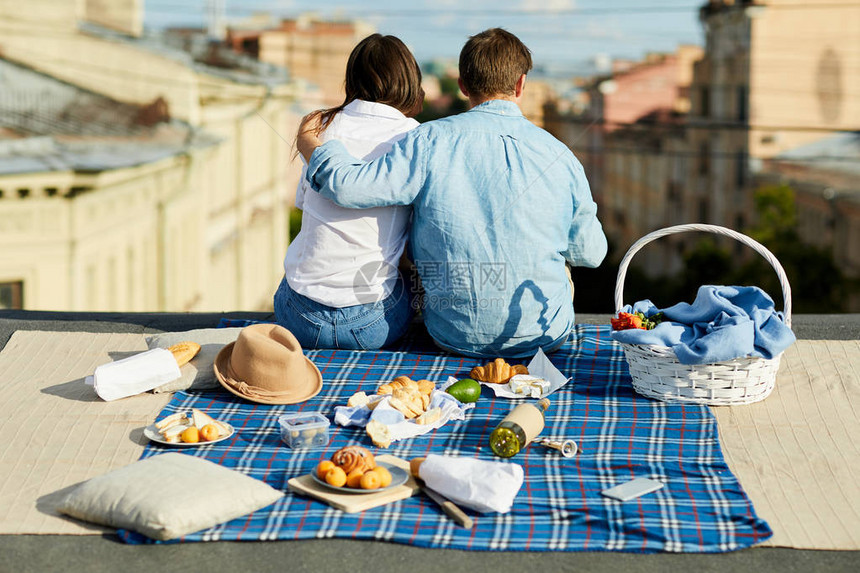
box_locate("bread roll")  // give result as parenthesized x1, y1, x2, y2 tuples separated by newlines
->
(347, 391, 370, 408)
(366, 420, 391, 449)
(416, 407, 441, 426)
(417, 379, 435, 395)
(409, 457, 425, 478)
(331, 445, 376, 474)
(377, 376, 419, 395)
(167, 341, 201, 367)
(389, 396, 420, 419)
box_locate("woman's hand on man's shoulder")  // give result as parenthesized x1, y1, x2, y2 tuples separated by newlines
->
(297, 112, 325, 162)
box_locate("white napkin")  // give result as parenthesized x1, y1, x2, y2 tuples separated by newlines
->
(333, 391, 474, 444)
(442, 348, 571, 400)
(418, 454, 524, 513)
(92, 348, 181, 402)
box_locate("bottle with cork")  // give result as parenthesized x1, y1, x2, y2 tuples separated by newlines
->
(489, 398, 550, 458)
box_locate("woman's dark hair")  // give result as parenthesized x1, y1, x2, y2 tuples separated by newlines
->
(305, 34, 423, 137)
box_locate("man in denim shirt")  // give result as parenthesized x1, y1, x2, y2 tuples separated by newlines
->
(298, 28, 607, 358)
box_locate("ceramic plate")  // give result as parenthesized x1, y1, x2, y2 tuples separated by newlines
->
(143, 423, 234, 447)
(309, 462, 408, 494)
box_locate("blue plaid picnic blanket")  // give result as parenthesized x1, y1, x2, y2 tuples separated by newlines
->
(118, 324, 772, 551)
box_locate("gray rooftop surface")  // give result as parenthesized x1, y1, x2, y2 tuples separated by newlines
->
(0, 58, 219, 176)
(1, 310, 858, 573)
(775, 132, 860, 177)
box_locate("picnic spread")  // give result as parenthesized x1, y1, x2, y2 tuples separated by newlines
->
(4, 325, 859, 550)
(13, 223, 843, 551)
(78, 321, 772, 551)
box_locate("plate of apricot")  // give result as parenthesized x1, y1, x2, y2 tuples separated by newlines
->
(312, 446, 407, 494)
(311, 461, 407, 494)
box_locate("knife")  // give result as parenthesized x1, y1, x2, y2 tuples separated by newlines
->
(420, 482, 474, 529)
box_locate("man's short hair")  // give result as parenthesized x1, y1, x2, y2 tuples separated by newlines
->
(459, 28, 533, 99)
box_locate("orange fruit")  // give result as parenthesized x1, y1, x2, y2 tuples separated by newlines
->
(360, 469, 381, 490)
(180, 426, 199, 443)
(373, 466, 392, 488)
(200, 424, 220, 442)
(346, 469, 365, 488)
(317, 460, 336, 480)
(325, 466, 347, 488)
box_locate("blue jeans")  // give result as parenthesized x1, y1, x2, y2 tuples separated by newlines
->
(273, 276, 413, 350)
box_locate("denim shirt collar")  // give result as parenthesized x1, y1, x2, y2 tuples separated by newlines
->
(468, 99, 524, 118)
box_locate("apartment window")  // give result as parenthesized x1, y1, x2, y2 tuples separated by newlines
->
(736, 86, 749, 122)
(698, 142, 711, 175)
(86, 265, 97, 310)
(107, 257, 117, 311)
(735, 150, 747, 188)
(698, 199, 709, 222)
(127, 246, 135, 312)
(667, 180, 682, 203)
(700, 86, 710, 117)
(0, 281, 24, 309)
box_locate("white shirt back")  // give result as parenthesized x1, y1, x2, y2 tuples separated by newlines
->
(284, 100, 418, 307)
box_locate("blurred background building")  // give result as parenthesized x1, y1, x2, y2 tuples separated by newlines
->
(1, 0, 857, 312)
(0, 0, 333, 312)
(546, 0, 860, 311)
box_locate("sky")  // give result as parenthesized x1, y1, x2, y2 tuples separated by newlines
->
(144, 0, 705, 73)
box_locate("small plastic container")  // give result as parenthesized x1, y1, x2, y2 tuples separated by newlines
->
(277, 412, 330, 449)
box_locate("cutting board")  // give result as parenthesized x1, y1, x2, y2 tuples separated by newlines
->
(288, 454, 420, 513)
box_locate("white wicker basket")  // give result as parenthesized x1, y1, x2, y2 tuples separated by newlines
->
(613, 224, 793, 406)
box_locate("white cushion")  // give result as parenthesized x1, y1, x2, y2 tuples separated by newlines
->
(146, 328, 243, 393)
(57, 453, 283, 541)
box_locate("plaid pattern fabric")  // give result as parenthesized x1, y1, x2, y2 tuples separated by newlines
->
(118, 325, 772, 551)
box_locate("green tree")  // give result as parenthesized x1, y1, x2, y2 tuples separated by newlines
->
(734, 183, 846, 313)
(746, 183, 796, 244)
(612, 183, 850, 313)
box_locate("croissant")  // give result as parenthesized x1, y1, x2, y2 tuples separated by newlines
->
(377, 376, 419, 395)
(331, 445, 376, 474)
(470, 358, 528, 384)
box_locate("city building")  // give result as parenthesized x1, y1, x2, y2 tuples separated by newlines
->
(0, 0, 311, 312)
(688, 0, 860, 231)
(230, 16, 374, 107)
(756, 133, 860, 309)
(0, 58, 220, 312)
(558, 0, 860, 287)
(548, 45, 702, 272)
(519, 78, 556, 129)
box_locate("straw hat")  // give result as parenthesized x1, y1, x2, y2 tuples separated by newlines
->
(214, 324, 322, 405)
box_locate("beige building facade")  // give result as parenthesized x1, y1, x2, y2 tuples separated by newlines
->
(0, 152, 209, 312)
(688, 0, 860, 228)
(0, 0, 308, 313)
(257, 17, 374, 107)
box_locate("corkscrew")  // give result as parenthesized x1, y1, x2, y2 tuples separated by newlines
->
(534, 437, 579, 458)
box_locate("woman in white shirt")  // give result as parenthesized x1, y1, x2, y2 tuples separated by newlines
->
(274, 34, 423, 349)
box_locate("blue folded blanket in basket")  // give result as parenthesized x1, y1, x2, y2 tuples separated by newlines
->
(611, 285, 795, 364)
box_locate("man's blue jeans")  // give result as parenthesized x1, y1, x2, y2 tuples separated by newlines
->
(273, 276, 412, 350)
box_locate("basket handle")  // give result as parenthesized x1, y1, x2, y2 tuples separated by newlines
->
(613, 223, 792, 327)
